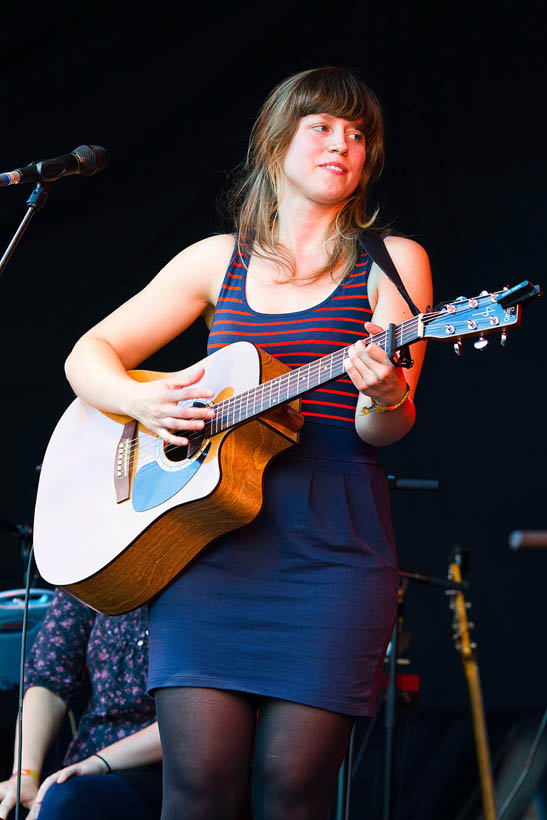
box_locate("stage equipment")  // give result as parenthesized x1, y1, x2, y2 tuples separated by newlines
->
(0, 145, 108, 187)
(498, 530, 547, 819)
(0, 145, 108, 279)
(332, 547, 507, 820)
(332, 477, 452, 820)
(447, 547, 497, 820)
(0, 588, 54, 690)
(508, 530, 547, 549)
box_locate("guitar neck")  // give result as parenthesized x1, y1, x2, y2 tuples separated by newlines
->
(450, 561, 497, 820)
(205, 313, 425, 436)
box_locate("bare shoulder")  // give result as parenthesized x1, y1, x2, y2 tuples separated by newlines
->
(383, 235, 430, 273)
(161, 233, 235, 304)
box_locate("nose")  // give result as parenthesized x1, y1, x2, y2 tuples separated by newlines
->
(328, 130, 348, 154)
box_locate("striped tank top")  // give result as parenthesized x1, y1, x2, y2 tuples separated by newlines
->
(207, 240, 374, 428)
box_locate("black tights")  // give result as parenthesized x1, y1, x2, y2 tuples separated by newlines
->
(155, 687, 354, 820)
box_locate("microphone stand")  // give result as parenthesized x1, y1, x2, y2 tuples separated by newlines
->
(0, 182, 51, 278)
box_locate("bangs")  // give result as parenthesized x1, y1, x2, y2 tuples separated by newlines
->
(290, 68, 377, 134)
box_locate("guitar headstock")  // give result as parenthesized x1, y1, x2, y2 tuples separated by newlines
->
(447, 547, 476, 663)
(424, 280, 541, 353)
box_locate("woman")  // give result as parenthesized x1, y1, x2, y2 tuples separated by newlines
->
(63, 66, 432, 819)
(0, 590, 162, 820)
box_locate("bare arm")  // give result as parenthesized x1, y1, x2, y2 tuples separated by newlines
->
(0, 686, 67, 819)
(64, 233, 234, 445)
(344, 236, 433, 446)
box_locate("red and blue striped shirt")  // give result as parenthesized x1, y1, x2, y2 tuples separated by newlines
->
(207, 240, 373, 428)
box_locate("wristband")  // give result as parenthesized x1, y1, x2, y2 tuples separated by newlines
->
(10, 769, 40, 781)
(360, 384, 411, 416)
(93, 752, 112, 773)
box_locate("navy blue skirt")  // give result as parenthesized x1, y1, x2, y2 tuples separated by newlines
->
(148, 422, 398, 716)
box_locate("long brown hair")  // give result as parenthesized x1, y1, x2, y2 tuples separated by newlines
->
(226, 66, 385, 280)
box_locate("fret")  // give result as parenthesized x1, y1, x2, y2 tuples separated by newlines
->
(208, 313, 423, 435)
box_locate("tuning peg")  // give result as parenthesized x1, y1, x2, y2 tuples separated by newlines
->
(500, 331, 507, 347)
(454, 341, 463, 356)
(474, 336, 489, 351)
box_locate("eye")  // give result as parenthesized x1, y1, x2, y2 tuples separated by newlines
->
(348, 132, 364, 142)
(311, 123, 329, 132)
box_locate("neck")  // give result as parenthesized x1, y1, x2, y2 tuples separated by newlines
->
(275, 196, 341, 267)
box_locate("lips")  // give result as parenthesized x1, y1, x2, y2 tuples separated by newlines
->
(319, 162, 347, 174)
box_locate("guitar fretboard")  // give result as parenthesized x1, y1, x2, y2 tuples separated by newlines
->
(203, 314, 424, 437)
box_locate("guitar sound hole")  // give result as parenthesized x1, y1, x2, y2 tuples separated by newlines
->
(166, 430, 204, 462)
(166, 434, 189, 462)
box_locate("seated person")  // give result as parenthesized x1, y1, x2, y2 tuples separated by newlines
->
(0, 589, 162, 820)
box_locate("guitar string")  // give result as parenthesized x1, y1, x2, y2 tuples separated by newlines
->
(119, 311, 451, 469)
(120, 317, 420, 466)
(123, 306, 501, 468)
(121, 309, 482, 469)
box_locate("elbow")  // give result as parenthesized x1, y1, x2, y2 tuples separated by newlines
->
(64, 343, 81, 392)
(366, 420, 415, 447)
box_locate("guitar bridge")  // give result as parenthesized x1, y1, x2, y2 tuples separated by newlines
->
(114, 420, 137, 503)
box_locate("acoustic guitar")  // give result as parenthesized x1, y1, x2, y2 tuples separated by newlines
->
(33, 281, 540, 614)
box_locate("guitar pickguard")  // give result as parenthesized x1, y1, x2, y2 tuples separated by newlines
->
(132, 439, 211, 512)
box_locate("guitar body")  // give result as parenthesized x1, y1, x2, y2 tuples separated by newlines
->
(33, 342, 301, 615)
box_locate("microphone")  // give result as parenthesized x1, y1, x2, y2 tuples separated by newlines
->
(509, 530, 547, 550)
(0, 145, 108, 187)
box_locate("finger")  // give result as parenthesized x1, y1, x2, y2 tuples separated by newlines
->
(363, 341, 392, 366)
(166, 417, 210, 434)
(157, 426, 202, 447)
(167, 365, 210, 389)
(364, 321, 384, 334)
(166, 386, 216, 403)
(349, 341, 385, 379)
(175, 405, 215, 420)
(0, 792, 15, 820)
(344, 350, 378, 392)
(56, 768, 76, 783)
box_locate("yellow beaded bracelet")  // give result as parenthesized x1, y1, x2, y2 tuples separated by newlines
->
(10, 769, 40, 781)
(360, 384, 411, 416)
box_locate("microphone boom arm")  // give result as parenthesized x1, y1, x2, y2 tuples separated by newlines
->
(0, 182, 51, 279)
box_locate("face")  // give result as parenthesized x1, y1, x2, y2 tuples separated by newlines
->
(281, 113, 366, 207)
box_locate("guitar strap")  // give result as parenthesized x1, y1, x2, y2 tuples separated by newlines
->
(358, 229, 420, 317)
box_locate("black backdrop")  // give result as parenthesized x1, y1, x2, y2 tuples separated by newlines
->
(1, 1, 545, 717)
